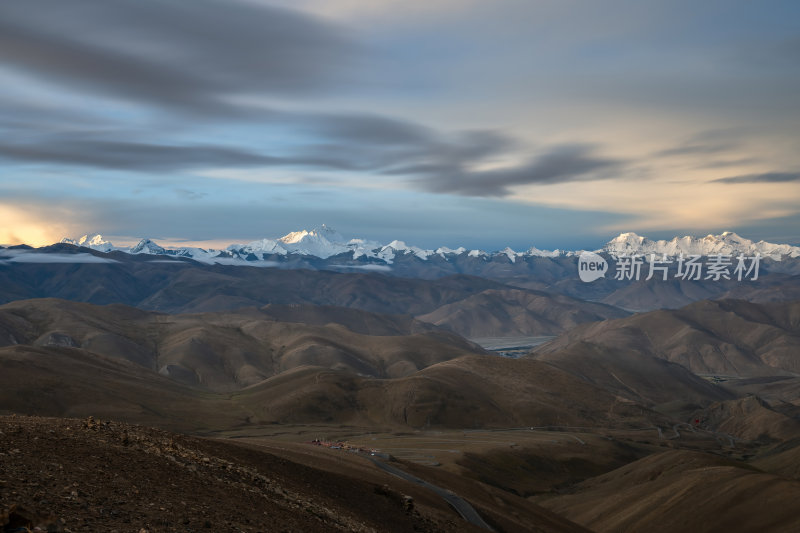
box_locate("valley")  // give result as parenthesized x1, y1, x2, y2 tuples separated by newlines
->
(2, 235, 800, 532)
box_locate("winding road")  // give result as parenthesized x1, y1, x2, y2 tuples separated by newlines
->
(364, 454, 495, 531)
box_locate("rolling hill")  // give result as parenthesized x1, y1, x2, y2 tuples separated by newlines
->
(417, 288, 628, 337)
(536, 299, 800, 377)
(536, 450, 800, 533)
(0, 299, 681, 432)
(0, 298, 486, 392)
(532, 343, 734, 413)
(235, 355, 669, 429)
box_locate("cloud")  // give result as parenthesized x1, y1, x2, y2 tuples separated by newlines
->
(0, 126, 507, 175)
(287, 120, 519, 175)
(0, 129, 620, 197)
(174, 189, 207, 201)
(408, 145, 623, 197)
(657, 143, 738, 157)
(204, 258, 281, 268)
(699, 157, 761, 169)
(0, 251, 118, 264)
(656, 129, 745, 158)
(0, 113, 528, 193)
(329, 264, 392, 272)
(0, 140, 286, 171)
(308, 113, 437, 147)
(0, 0, 359, 115)
(713, 172, 800, 184)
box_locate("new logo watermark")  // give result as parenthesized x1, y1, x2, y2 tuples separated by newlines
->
(578, 251, 608, 282)
(578, 253, 761, 283)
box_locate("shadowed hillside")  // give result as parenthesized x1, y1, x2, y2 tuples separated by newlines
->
(235, 355, 671, 429)
(418, 288, 627, 337)
(536, 299, 800, 377)
(533, 343, 734, 413)
(536, 450, 800, 533)
(0, 298, 485, 392)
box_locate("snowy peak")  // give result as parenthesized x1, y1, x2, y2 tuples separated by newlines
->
(604, 232, 646, 254)
(525, 246, 563, 258)
(489, 246, 565, 262)
(272, 225, 351, 258)
(603, 232, 800, 259)
(279, 224, 344, 245)
(228, 225, 381, 260)
(61, 233, 114, 252)
(235, 238, 285, 255)
(130, 238, 166, 255)
(277, 231, 308, 244)
(498, 247, 519, 262)
(380, 240, 431, 261)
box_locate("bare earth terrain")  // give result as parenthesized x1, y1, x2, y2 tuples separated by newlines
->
(1, 415, 524, 532)
(0, 276, 799, 532)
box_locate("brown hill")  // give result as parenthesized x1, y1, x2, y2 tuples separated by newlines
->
(536, 299, 800, 377)
(722, 376, 800, 421)
(691, 395, 800, 442)
(454, 437, 652, 497)
(533, 343, 733, 412)
(537, 450, 800, 533)
(0, 345, 245, 432)
(551, 271, 800, 313)
(236, 356, 669, 430)
(258, 303, 443, 336)
(0, 345, 670, 432)
(417, 288, 628, 337)
(600, 277, 726, 311)
(0, 256, 640, 343)
(751, 439, 800, 480)
(0, 298, 484, 392)
(0, 300, 669, 432)
(721, 273, 800, 304)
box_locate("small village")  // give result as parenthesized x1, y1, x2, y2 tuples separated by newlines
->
(308, 439, 383, 456)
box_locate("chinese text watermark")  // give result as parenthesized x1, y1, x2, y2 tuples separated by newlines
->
(578, 253, 761, 283)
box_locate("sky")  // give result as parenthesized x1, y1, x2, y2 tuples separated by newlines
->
(1, 0, 799, 251)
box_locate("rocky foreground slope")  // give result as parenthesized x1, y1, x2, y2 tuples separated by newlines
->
(0, 415, 498, 533)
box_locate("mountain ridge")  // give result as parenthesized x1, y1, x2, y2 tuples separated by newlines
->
(54, 228, 800, 267)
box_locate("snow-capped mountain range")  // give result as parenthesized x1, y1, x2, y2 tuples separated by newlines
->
(59, 227, 800, 266)
(60, 224, 567, 265)
(603, 232, 800, 259)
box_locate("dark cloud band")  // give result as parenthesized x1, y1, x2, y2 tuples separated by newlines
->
(713, 172, 800, 184)
(0, 0, 358, 114)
